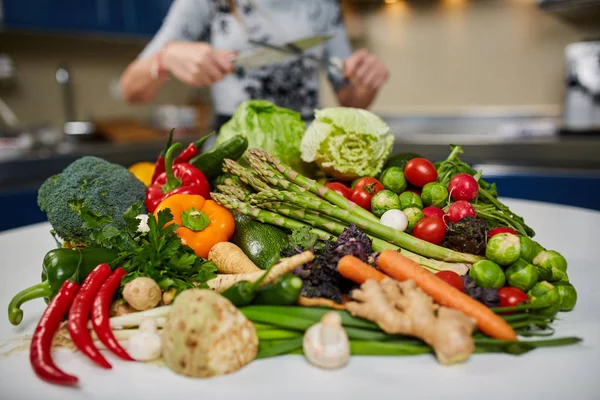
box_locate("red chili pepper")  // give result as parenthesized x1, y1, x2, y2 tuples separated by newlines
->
(30, 280, 80, 386)
(145, 142, 211, 213)
(67, 264, 112, 369)
(174, 132, 214, 165)
(91, 268, 134, 361)
(150, 128, 175, 184)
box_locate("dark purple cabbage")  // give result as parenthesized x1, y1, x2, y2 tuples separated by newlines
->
(462, 274, 500, 307)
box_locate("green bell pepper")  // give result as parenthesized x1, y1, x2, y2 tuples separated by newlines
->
(7, 246, 119, 326)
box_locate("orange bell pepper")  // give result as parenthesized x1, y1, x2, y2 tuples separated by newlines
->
(153, 193, 235, 259)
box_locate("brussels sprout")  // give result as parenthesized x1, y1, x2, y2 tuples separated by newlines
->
(528, 281, 560, 318)
(554, 281, 577, 311)
(519, 236, 545, 263)
(371, 190, 401, 217)
(469, 260, 506, 289)
(485, 233, 520, 266)
(421, 182, 449, 208)
(398, 191, 423, 210)
(403, 207, 424, 232)
(379, 167, 408, 194)
(505, 259, 539, 292)
(533, 250, 568, 272)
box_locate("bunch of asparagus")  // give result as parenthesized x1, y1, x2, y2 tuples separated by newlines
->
(211, 148, 482, 275)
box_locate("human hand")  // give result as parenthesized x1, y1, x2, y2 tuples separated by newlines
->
(162, 41, 235, 87)
(343, 49, 389, 91)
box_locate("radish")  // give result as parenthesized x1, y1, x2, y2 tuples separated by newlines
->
(447, 200, 476, 223)
(422, 206, 445, 220)
(448, 173, 479, 201)
(489, 227, 517, 237)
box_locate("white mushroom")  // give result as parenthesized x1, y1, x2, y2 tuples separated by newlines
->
(302, 312, 350, 369)
(127, 317, 162, 362)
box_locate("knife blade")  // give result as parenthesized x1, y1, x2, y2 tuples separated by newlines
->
(234, 34, 333, 70)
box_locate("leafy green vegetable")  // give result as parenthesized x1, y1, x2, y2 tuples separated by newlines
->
(300, 107, 394, 181)
(74, 201, 217, 295)
(216, 100, 315, 178)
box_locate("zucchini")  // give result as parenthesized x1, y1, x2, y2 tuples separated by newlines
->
(253, 273, 303, 305)
(189, 135, 248, 179)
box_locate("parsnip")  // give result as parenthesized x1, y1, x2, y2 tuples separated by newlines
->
(207, 251, 314, 293)
(208, 242, 262, 274)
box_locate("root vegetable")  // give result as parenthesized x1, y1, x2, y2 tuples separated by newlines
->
(206, 251, 314, 293)
(122, 277, 162, 311)
(303, 312, 350, 369)
(376, 250, 517, 341)
(297, 296, 347, 310)
(110, 300, 136, 317)
(346, 278, 476, 365)
(337, 255, 387, 284)
(208, 242, 262, 274)
(162, 288, 176, 306)
(127, 318, 162, 362)
(161, 289, 258, 378)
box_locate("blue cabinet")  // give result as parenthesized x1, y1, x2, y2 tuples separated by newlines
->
(1, 0, 173, 37)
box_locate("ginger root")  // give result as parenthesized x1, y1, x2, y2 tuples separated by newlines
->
(346, 278, 476, 365)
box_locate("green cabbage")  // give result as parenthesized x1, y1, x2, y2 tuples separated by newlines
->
(216, 100, 315, 177)
(300, 107, 394, 181)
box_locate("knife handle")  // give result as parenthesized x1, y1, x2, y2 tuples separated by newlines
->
(328, 57, 350, 91)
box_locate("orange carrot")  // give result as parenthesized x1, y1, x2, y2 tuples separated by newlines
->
(337, 255, 387, 284)
(376, 250, 517, 341)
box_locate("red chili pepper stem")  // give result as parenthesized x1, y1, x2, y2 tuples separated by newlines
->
(91, 268, 134, 362)
(30, 280, 80, 386)
(68, 264, 113, 369)
(162, 142, 184, 193)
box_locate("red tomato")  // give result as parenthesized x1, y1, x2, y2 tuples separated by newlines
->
(350, 177, 384, 211)
(326, 182, 352, 200)
(353, 177, 384, 193)
(404, 158, 438, 188)
(489, 227, 518, 237)
(350, 189, 374, 211)
(435, 271, 464, 292)
(412, 216, 447, 245)
(422, 206, 446, 220)
(498, 287, 529, 314)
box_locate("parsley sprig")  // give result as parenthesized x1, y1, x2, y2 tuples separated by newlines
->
(74, 200, 217, 294)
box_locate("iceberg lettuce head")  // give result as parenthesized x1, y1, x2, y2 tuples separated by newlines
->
(300, 107, 394, 181)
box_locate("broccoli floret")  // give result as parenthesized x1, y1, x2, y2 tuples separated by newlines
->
(37, 156, 147, 244)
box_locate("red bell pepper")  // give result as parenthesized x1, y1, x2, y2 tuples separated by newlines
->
(174, 132, 215, 165)
(150, 128, 174, 184)
(145, 142, 211, 213)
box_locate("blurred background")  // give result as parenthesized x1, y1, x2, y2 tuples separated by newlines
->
(0, 0, 599, 231)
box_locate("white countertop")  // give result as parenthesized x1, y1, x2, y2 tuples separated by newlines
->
(1, 198, 599, 400)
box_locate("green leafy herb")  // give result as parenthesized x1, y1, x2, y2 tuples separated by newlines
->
(74, 201, 217, 296)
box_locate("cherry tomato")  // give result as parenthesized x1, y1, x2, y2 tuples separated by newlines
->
(412, 216, 446, 245)
(498, 287, 529, 315)
(326, 182, 352, 200)
(435, 271, 464, 292)
(404, 158, 438, 188)
(350, 189, 374, 211)
(422, 206, 446, 220)
(353, 177, 384, 193)
(489, 227, 518, 237)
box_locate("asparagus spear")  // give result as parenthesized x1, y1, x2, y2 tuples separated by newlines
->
(247, 148, 379, 223)
(250, 190, 480, 264)
(222, 159, 271, 192)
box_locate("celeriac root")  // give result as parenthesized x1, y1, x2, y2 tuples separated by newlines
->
(208, 242, 262, 274)
(346, 278, 476, 365)
(206, 251, 314, 293)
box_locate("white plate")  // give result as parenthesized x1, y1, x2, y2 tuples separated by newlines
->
(1, 198, 599, 400)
